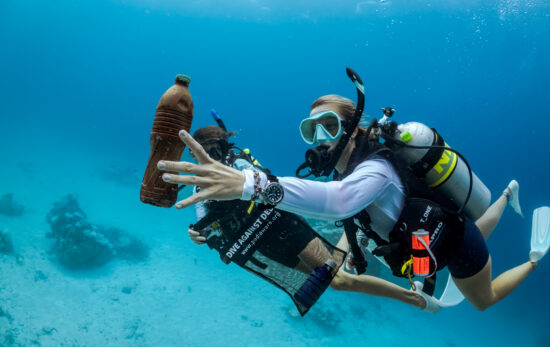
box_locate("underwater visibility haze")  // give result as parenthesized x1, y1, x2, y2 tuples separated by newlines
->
(1, 0, 549, 345)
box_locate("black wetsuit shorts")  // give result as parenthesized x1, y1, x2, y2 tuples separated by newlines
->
(446, 218, 490, 279)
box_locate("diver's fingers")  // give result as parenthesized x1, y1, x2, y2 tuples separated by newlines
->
(161, 173, 209, 186)
(179, 130, 212, 165)
(188, 229, 201, 237)
(175, 177, 244, 208)
(174, 190, 211, 209)
(188, 229, 206, 244)
(158, 160, 209, 175)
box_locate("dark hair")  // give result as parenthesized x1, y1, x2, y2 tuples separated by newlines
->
(192, 125, 236, 162)
(193, 125, 231, 144)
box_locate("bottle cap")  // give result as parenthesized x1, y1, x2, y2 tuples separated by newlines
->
(175, 74, 191, 85)
(325, 259, 337, 269)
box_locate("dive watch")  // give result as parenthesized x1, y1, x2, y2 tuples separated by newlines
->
(262, 175, 284, 205)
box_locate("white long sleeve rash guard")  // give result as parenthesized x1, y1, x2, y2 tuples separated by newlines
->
(242, 157, 406, 242)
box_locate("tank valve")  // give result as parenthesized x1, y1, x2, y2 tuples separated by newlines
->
(381, 107, 395, 118)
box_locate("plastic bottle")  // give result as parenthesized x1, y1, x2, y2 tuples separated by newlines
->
(140, 74, 193, 208)
(294, 259, 337, 308)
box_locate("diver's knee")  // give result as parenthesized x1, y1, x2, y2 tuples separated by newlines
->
(329, 275, 345, 291)
(329, 271, 352, 291)
(468, 295, 493, 311)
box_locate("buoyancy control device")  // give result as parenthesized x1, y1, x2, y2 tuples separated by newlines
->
(354, 110, 493, 286)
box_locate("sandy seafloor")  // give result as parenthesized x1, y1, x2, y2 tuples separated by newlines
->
(0, 127, 548, 346)
(1, 0, 549, 345)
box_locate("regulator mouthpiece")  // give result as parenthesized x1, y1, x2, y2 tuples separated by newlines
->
(296, 145, 333, 178)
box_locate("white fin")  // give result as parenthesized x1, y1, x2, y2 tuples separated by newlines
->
(438, 274, 465, 307)
(507, 180, 523, 217)
(530, 206, 550, 263)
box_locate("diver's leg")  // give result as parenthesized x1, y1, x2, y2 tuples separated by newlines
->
(294, 260, 313, 274)
(475, 190, 508, 240)
(297, 237, 334, 271)
(332, 232, 349, 267)
(452, 256, 537, 311)
(329, 269, 425, 309)
(297, 230, 425, 308)
(335, 232, 349, 251)
(296, 223, 349, 271)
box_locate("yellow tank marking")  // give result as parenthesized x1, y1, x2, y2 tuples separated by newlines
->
(433, 151, 450, 174)
(426, 143, 458, 188)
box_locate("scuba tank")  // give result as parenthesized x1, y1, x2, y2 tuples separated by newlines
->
(381, 119, 491, 220)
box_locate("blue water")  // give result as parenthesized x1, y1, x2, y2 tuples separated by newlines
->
(1, 0, 549, 345)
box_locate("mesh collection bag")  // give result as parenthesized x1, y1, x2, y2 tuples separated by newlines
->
(191, 200, 345, 316)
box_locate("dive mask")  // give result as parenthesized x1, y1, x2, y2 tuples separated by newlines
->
(299, 111, 343, 145)
(191, 139, 226, 162)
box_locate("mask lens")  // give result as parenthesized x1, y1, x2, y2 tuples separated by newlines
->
(205, 144, 222, 161)
(299, 111, 342, 145)
(300, 121, 315, 144)
(197, 141, 223, 161)
(317, 116, 340, 137)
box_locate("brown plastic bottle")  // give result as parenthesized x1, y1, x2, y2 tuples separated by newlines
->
(140, 74, 193, 208)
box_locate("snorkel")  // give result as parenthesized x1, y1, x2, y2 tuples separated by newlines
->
(296, 67, 366, 179)
(210, 109, 227, 132)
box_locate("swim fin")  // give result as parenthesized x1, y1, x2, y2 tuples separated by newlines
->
(506, 180, 523, 217)
(530, 206, 550, 263)
(438, 274, 465, 307)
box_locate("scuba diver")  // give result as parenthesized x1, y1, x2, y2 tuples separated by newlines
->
(185, 111, 431, 314)
(158, 69, 550, 313)
(188, 122, 336, 275)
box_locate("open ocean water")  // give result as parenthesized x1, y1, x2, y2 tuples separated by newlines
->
(1, 0, 549, 346)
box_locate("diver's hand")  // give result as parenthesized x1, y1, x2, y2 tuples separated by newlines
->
(188, 228, 206, 245)
(413, 281, 442, 314)
(158, 130, 245, 209)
